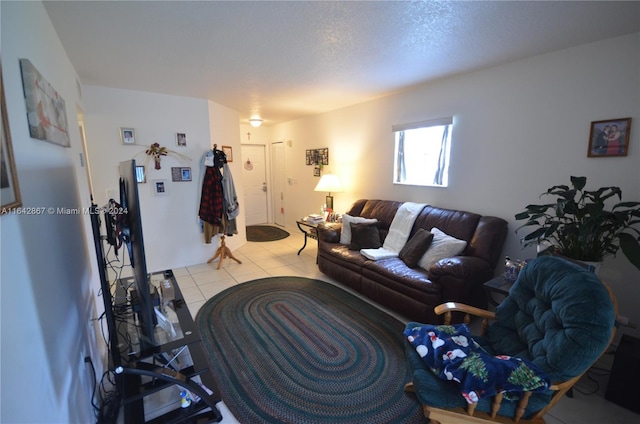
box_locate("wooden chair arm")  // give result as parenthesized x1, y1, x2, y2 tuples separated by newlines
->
(435, 302, 496, 334)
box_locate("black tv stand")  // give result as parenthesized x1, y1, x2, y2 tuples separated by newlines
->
(89, 203, 221, 422)
(113, 270, 222, 423)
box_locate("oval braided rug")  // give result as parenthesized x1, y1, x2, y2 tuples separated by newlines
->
(196, 277, 424, 423)
(246, 225, 290, 242)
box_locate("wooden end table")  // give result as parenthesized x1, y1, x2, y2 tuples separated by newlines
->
(483, 275, 514, 306)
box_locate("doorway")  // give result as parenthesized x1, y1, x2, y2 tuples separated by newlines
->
(241, 144, 268, 225)
(271, 141, 286, 226)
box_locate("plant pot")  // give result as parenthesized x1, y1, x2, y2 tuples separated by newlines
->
(552, 253, 602, 276)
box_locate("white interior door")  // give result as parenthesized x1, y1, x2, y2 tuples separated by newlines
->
(271, 141, 286, 226)
(241, 144, 268, 225)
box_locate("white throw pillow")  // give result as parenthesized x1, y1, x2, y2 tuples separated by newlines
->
(418, 227, 467, 270)
(340, 214, 379, 245)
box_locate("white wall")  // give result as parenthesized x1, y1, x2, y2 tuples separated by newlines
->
(83, 87, 246, 272)
(268, 33, 640, 338)
(1, 2, 99, 422)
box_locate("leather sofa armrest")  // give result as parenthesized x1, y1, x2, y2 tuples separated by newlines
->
(317, 222, 342, 243)
(428, 256, 490, 281)
(428, 256, 494, 309)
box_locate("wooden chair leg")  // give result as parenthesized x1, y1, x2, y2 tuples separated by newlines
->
(491, 392, 503, 418)
(514, 391, 532, 423)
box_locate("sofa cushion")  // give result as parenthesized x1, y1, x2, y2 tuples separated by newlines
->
(349, 222, 382, 250)
(412, 206, 480, 244)
(340, 214, 378, 245)
(351, 200, 404, 241)
(363, 258, 439, 295)
(399, 229, 434, 268)
(418, 227, 467, 270)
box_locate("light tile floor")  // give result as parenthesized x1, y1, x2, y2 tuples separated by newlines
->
(150, 226, 639, 423)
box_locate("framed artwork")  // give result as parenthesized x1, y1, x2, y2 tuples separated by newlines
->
(152, 179, 169, 196)
(222, 145, 233, 162)
(19, 59, 70, 147)
(171, 167, 192, 182)
(588, 117, 632, 157)
(135, 165, 146, 183)
(1, 67, 23, 213)
(318, 148, 329, 165)
(306, 148, 329, 165)
(120, 127, 136, 145)
(176, 132, 187, 146)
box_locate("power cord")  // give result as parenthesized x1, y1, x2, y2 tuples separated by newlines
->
(84, 356, 100, 417)
(571, 348, 616, 397)
(85, 338, 123, 423)
(96, 370, 121, 424)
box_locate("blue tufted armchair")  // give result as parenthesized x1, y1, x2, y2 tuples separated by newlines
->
(404, 256, 617, 423)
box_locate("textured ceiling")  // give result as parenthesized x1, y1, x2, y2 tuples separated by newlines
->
(43, 1, 640, 126)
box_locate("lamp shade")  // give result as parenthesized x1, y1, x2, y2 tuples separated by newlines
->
(314, 174, 343, 193)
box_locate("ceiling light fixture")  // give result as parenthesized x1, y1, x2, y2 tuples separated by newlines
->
(249, 118, 263, 128)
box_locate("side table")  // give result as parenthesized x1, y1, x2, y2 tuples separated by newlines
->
(296, 220, 320, 255)
(483, 275, 514, 307)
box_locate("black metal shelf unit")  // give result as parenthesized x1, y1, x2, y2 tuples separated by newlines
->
(89, 204, 222, 423)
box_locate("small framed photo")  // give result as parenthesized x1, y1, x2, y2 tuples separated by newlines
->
(152, 179, 169, 196)
(588, 117, 632, 157)
(222, 145, 233, 162)
(1, 69, 23, 213)
(171, 167, 192, 182)
(176, 132, 187, 147)
(120, 127, 136, 145)
(135, 165, 146, 183)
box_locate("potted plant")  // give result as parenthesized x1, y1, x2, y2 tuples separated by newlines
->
(515, 176, 640, 271)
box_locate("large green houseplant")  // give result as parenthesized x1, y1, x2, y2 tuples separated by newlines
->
(515, 176, 640, 271)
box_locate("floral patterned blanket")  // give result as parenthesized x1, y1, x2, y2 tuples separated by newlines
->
(404, 324, 551, 404)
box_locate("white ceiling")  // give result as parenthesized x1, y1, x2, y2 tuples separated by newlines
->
(43, 1, 640, 126)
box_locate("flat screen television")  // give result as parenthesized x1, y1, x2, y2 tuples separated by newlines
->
(119, 159, 156, 347)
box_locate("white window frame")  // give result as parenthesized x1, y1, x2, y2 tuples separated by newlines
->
(392, 117, 453, 187)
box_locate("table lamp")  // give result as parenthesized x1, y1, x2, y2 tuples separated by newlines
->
(314, 174, 343, 211)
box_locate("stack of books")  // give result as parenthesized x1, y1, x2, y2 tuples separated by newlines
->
(305, 214, 324, 224)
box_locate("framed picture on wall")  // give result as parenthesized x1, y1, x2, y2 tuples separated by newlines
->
(19, 59, 70, 147)
(222, 145, 233, 162)
(588, 117, 632, 157)
(1, 66, 23, 213)
(152, 179, 169, 196)
(120, 127, 136, 145)
(176, 132, 187, 146)
(171, 167, 192, 182)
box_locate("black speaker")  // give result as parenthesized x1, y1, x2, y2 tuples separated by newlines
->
(605, 334, 640, 413)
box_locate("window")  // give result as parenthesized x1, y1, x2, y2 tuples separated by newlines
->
(392, 117, 452, 187)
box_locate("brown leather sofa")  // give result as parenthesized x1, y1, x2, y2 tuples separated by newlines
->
(317, 199, 508, 323)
